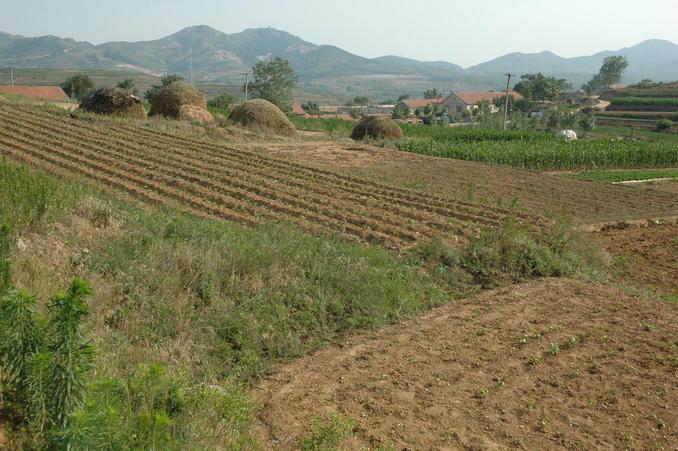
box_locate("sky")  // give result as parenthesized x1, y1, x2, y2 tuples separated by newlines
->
(1, 0, 677, 67)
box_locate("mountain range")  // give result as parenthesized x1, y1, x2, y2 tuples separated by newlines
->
(1, 25, 677, 98)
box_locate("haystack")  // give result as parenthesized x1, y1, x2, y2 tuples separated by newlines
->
(351, 116, 403, 141)
(79, 87, 146, 119)
(150, 81, 206, 118)
(177, 105, 214, 123)
(228, 99, 297, 137)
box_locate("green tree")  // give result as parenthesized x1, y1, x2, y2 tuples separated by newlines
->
(348, 107, 364, 119)
(301, 101, 320, 115)
(397, 94, 410, 102)
(391, 103, 409, 119)
(144, 74, 185, 103)
(207, 93, 235, 109)
(351, 96, 369, 106)
(514, 73, 571, 101)
(116, 78, 138, 96)
(424, 88, 441, 99)
(582, 55, 629, 94)
(61, 75, 95, 101)
(249, 57, 298, 113)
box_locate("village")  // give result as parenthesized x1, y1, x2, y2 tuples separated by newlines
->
(291, 89, 524, 123)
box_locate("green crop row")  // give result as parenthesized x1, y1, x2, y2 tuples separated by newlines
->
(395, 137, 678, 170)
(399, 123, 551, 143)
(610, 97, 678, 106)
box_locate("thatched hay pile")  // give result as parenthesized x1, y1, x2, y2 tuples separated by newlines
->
(228, 99, 297, 137)
(79, 87, 146, 119)
(177, 105, 214, 123)
(351, 116, 403, 141)
(150, 81, 207, 118)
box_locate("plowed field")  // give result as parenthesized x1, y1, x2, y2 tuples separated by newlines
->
(254, 279, 678, 450)
(0, 104, 534, 250)
(254, 142, 678, 224)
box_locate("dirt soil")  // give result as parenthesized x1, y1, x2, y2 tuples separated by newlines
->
(254, 279, 677, 450)
(250, 141, 678, 225)
(601, 221, 678, 298)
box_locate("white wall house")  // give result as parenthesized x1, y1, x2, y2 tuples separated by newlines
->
(442, 91, 523, 114)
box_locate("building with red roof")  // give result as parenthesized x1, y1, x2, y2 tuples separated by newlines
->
(0, 85, 70, 102)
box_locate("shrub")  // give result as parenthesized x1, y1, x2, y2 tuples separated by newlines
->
(207, 93, 235, 110)
(61, 75, 95, 101)
(461, 218, 603, 287)
(656, 118, 674, 132)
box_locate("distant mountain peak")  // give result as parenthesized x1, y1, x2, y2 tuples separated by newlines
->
(0, 26, 676, 97)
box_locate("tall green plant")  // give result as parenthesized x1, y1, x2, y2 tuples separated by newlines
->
(0, 224, 10, 294)
(48, 279, 94, 426)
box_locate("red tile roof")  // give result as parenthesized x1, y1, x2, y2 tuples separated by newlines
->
(291, 101, 308, 115)
(0, 85, 70, 102)
(401, 98, 442, 109)
(452, 91, 523, 105)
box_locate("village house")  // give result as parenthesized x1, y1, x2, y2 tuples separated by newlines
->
(396, 98, 443, 116)
(442, 91, 523, 114)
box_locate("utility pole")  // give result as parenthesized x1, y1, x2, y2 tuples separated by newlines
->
(243, 73, 250, 102)
(188, 48, 194, 86)
(502, 73, 515, 130)
(10, 66, 14, 85)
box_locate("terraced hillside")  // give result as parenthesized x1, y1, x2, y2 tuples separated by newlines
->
(0, 103, 533, 250)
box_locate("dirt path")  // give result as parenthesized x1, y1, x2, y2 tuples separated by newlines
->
(253, 279, 677, 450)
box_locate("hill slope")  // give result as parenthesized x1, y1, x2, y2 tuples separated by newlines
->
(1, 27, 677, 96)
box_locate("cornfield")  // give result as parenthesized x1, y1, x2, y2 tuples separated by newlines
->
(396, 127, 678, 170)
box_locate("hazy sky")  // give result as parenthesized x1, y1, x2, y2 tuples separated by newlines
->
(1, 0, 677, 67)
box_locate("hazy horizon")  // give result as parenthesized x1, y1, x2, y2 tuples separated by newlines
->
(1, 0, 677, 67)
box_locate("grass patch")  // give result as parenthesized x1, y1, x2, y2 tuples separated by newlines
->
(0, 160, 608, 448)
(572, 169, 678, 183)
(288, 115, 355, 136)
(299, 413, 355, 451)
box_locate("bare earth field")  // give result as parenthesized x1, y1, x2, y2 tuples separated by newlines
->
(254, 279, 677, 450)
(601, 221, 678, 298)
(1, 102, 676, 449)
(252, 141, 678, 225)
(0, 103, 537, 251)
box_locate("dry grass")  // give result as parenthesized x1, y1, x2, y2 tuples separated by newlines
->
(79, 87, 147, 119)
(177, 105, 214, 123)
(150, 81, 207, 118)
(351, 115, 403, 141)
(229, 99, 297, 137)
